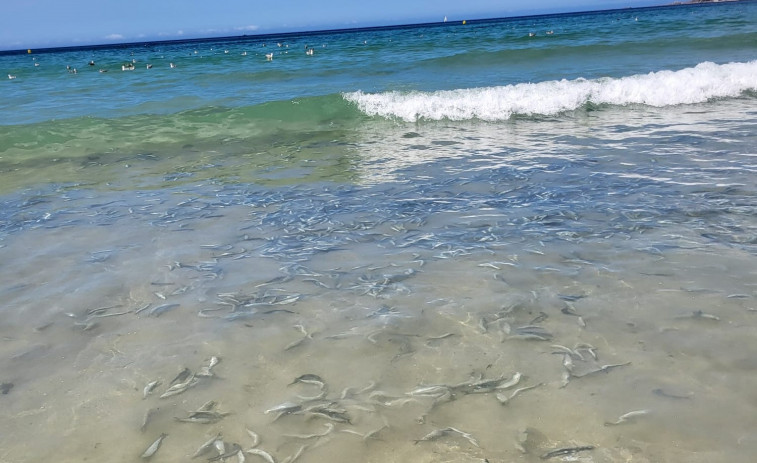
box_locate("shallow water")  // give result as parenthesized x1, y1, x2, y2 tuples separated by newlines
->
(2, 94, 757, 462)
(2, 3, 757, 462)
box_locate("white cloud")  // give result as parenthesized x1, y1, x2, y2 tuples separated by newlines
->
(105, 33, 124, 40)
(235, 25, 259, 31)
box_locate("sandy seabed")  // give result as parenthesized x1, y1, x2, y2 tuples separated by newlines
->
(1, 180, 756, 463)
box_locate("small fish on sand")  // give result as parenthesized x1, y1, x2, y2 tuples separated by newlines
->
(141, 433, 167, 459)
(246, 428, 260, 448)
(288, 374, 325, 388)
(191, 432, 222, 458)
(174, 409, 230, 424)
(415, 426, 479, 447)
(143, 380, 161, 399)
(197, 356, 221, 377)
(140, 407, 159, 432)
(540, 445, 595, 459)
(283, 423, 334, 439)
(245, 447, 276, 463)
(159, 374, 198, 399)
(149, 303, 179, 317)
(605, 409, 651, 425)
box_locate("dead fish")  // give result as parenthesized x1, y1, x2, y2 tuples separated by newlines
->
(245, 447, 276, 463)
(169, 367, 192, 386)
(497, 382, 543, 405)
(508, 325, 553, 341)
(175, 410, 230, 424)
(191, 433, 222, 458)
(134, 303, 152, 315)
(246, 428, 260, 448)
(415, 427, 479, 447)
(540, 445, 594, 459)
(143, 380, 161, 399)
(197, 356, 221, 377)
(264, 402, 302, 420)
(306, 408, 351, 424)
(459, 375, 509, 394)
(141, 433, 167, 459)
(574, 361, 631, 378)
(340, 424, 388, 441)
(675, 310, 720, 321)
(288, 374, 325, 388)
(149, 303, 179, 317)
(408, 385, 451, 398)
(652, 388, 693, 400)
(605, 409, 650, 426)
(140, 407, 158, 432)
(208, 444, 243, 461)
(196, 400, 217, 412)
(425, 332, 456, 346)
(283, 423, 334, 439)
(160, 375, 198, 399)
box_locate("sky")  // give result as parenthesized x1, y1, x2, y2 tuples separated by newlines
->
(1, 0, 663, 51)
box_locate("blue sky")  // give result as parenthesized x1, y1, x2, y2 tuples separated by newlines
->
(1, 0, 662, 50)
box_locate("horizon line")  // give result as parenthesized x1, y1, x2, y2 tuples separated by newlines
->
(0, 2, 725, 54)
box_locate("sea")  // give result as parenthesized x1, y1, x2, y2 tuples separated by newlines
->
(1, 2, 756, 462)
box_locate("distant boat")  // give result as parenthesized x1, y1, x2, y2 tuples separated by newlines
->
(8, 74, 16, 80)
(444, 16, 448, 22)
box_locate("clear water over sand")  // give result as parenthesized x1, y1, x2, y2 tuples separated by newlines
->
(2, 3, 757, 461)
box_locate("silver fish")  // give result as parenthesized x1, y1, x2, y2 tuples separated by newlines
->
(415, 427, 479, 447)
(283, 423, 334, 439)
(141, 433, 167, 459)
(149, 303, 179, 317)
(140, 407, 158, 433)
(605, 409, 650, 426)
(264, 402, 302, 415)
(159, 375, 198, 399)
(246, 428, 260, 448)
(497, 382, 543, 404)
(191, 433, 222, 458)
(143, 380, 161, 399)
(175, 410, 230, 424)
(197, 356, 221, 377)
(541, 445, 595, 459)
(245, 448, 276, 463)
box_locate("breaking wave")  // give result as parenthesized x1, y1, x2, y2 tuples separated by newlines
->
(343, 61, 757, 121)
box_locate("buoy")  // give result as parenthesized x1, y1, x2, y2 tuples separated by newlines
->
(462, 20, 466, 25)
(27, 49, 32, 54)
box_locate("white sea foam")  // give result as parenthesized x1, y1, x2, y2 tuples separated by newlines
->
(343, 61, 757, 122)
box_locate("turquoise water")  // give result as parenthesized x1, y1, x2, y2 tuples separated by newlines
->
(1, 3, 757, 462)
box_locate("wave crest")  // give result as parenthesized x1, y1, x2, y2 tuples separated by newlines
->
(343, 61, 757, 121)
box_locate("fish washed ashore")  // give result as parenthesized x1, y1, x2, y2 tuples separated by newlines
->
(1, 2, 757, 462)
